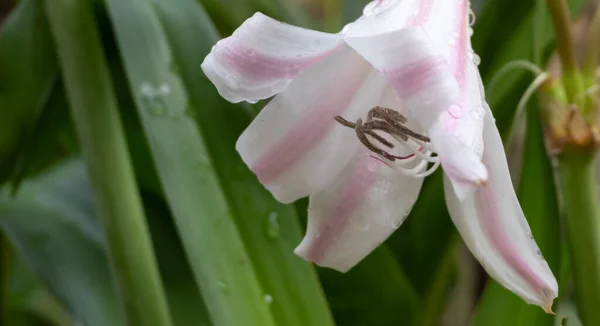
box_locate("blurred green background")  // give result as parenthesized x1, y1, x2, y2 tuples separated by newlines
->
(0, 0, 594, 325)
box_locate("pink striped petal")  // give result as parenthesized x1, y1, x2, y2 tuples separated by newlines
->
(201, 13, 343, 103)
(346, 1, 488, 188)
(444, 102, 558, 311)
(295, 148, 424, 272)
(344, 27, 460, 130)
(237, 47, 389, 203)
(428, 61, 488, 198)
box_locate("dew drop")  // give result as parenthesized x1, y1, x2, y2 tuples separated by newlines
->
(468, 10, 476, 26)
(225, 75, 240, 89)
(446, 32, 459, 45)
(312, 39, 321, 47)
(265, 212, 281, 239)
(140, 82, 168, 116)
(448, 104, 463, 119)
(366, 159, 380, 172)
(217, 280, 229, 293)
(472, 53, 481, 66)
(264, 294, 274, 305)
(246, 49, 256, 56)
(469, 109, 483, 121)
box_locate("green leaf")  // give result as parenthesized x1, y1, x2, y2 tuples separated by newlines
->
(0, 0, 58, 184)
(143, 193, 212, 326)
(105, 0, 275, 323)
(45, 0, 174, 324)
(104, 0, 334, 323)
(152, 1, 334, 325)
(0, 160, 126, 326)
(319, 246, 421, 326)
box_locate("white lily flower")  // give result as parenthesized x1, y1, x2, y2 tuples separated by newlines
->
(202, 0, 558, 312)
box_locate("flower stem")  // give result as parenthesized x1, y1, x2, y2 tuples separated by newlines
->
(45, 1, 173, 325)
(545, 0, 585, 104)
(582, 4, 600, 118)
(558, 150, 600, 326)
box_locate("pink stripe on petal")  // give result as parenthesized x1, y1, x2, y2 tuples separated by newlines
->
(214, 40, 339, 81)
(304, 153, 380, 263)
(250, 60, 372, 184)
(407, 0, 433, 26)
(384, 56, 448, 98)
(476, 177, 548, 295)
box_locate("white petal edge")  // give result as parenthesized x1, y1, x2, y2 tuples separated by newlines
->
(236, 47, 388, 203)
(295, 148, 424, 272)
(201, 12, 343, 103)
(443, 103, 558, 310)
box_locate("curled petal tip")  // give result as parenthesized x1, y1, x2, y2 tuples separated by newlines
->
(542, 300, 555, 315)
(541, 288, 557, 314)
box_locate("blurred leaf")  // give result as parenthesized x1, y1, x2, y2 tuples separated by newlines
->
(342, 0, 368, 24)
(0, 159, 125, 326)
(0, 0, 58, 184)
(8, 83, 72, 191)
(104, 0, 334, 324)
(319, 246, 421, 326)
(4, 310, 53, 326)
(46, 0, 175, 323)
(152, 1, 334, 325)
(143, 193, 211, 326)
(105, 0, 274, 324)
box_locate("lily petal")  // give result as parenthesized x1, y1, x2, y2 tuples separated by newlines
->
(429, 61, 487, 199)
(237, 48, 388, 203)
(295, 148, 424, 272)
(344, 27, 460, 129)
(444, 103, 558, 310)
(346, 1, 488, 188)
(201, 12, 343, 103)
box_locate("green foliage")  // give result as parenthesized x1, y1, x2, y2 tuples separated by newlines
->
(0, 0, 597, 325)
(0, 160, 125, 326)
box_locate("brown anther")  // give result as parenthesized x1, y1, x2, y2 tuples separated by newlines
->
(334, 106, 430, 160)
(334, 116, 356, 128)
(367, 106, 408, 124)
(355, 119, 398, 161)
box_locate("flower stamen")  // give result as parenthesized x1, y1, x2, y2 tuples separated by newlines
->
(335, 106, 431, 162)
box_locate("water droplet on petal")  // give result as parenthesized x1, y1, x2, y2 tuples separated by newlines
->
(366, 159, 380, 172)
(448, 104, 463, 119)
(468, 10, 477, 26)
(472, 53, 481, 66)
(265, 212, 280, 239)
(469, 109, 483, 121)
(446, 32, 459, 45)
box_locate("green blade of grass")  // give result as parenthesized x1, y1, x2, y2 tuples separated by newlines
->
(44, 1, 173, 325)
(152, 1, 334, 325)
(103, 0, 276, 324)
